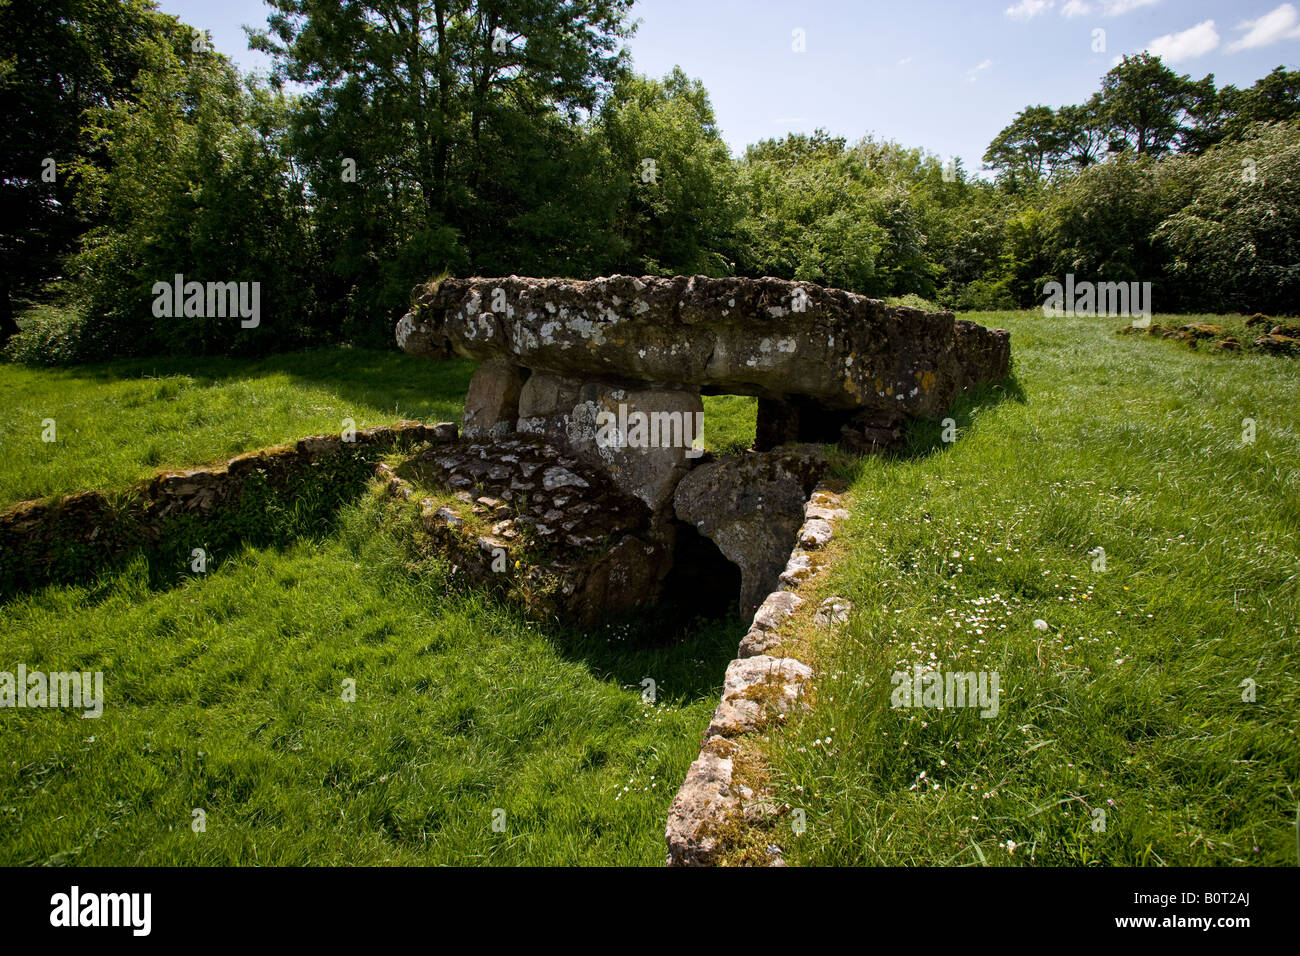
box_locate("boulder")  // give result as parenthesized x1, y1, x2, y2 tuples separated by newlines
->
(397, 275, 1011, 417)
(516, 371, 584, 441)
(673, 446, 826, 614)
(463, 357, 528, 440)
(1252, 333, 1299, 355)
(564, 381, 704, 515)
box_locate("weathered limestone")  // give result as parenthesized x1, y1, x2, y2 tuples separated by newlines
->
(398, 275, 1009, 581)
(666, 482, 853, 866)
(665, 737, 742, 867)
(814, 596, 853, 628)
(672, 446, 826, 615)
(398, 275, 1010, 417)
(706, 655, 814, 738)
(398, 274, 1010, 632)
(462, 357, 528, 440)
(568, 381, 703, 516)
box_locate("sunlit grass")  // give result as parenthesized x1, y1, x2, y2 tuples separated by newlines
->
(0, 348, 475, 506)
(762, 310, 1300, 866)
(0, 494, 740, 865)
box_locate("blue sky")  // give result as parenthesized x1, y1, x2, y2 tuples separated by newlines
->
(158, 0, 1300, 172)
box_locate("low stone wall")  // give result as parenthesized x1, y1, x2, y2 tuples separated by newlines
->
(665, 483, 853, 867)
(0, 421, 455, 599)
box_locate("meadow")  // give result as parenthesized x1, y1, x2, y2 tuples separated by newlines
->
(756, 310, 1299, 866)
(1, 310, 1296, 865)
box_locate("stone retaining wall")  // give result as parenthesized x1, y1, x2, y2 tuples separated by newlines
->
(0, 421, 455, 598)
(665, 483, 852, 866)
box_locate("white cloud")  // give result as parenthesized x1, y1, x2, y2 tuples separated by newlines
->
(1146, 19, 1220, 62)
(897, 56, 913, 66)
(1060, 0, 1160, 18)
(1226, 3, 1300, 53)
(966, 59, 994, 82)
(1005, 0, 1053, 21)
(1100, 0, 1159, 15)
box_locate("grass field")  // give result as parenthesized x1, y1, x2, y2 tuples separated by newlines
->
(0, 494, 742, 865)
(1, 311, 1296, 866)
(756, 310, 1300, 866)
(0, 348, 475, 506)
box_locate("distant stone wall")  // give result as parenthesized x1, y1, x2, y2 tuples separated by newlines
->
(0, 422, 455, 599)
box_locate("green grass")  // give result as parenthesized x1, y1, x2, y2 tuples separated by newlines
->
(698, 394, 757, 456)
(0, 494, 741, 865)
(0, 348, 476, 507)
(0, 348, 757, 508)
(3, 311, 1295, 867)
(763, 310, 1300, 866)
(0, 348, 752, 865)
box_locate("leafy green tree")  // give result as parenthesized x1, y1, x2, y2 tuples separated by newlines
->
(1156, 121, 1300, 312)
(63, 38, 312, 357)
(599, 67, 737, 275)
(250, 0, 633, 336)
(0, 0, 177, 343)
(733, 132, 885, 293)
(1213, 67, 1300, 144)
(984, 105, 1063, 180)
(1056, 96, 1111, 169)
(1100, 54, 1201, 156)
(1042, 151, 1187, 287)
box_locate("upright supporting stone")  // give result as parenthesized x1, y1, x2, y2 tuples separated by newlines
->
(516, 371, 584, 442)
(463, 358, 528, 440)
(673, 446, 827, 615)
(567, 381, 704, 517)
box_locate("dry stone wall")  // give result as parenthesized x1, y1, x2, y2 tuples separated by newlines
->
(665, 482, 854, 867)
(0, 422, 453, 598)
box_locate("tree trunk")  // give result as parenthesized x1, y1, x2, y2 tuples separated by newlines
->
(0, 282, 19, 346)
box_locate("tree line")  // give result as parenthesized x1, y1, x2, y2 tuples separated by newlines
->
(2, 0, 1297, 363)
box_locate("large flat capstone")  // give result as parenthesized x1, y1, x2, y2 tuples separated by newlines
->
(397, 275, 1009, 418)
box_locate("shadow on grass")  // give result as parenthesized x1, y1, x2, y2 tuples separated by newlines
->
(533, 612, 746, 706)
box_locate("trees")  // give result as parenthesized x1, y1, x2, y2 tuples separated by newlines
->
(1213, 67, 1300, 144)
(249, 0, 633, 338)
(1156, 122, 1300, 313)
(64, 38, 312, 357)
(1099, 54, 1202, 156)
(598, 68, 736, 276)
(732, 132, 885, 294)
(984, 105, 1063, 180)
(8, 2, 1300, 364)
(1056, 97, 1110, 170)
(0, 0, 176, 344)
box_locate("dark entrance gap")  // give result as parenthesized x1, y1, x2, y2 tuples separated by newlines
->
(648, 519, 743, 637)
